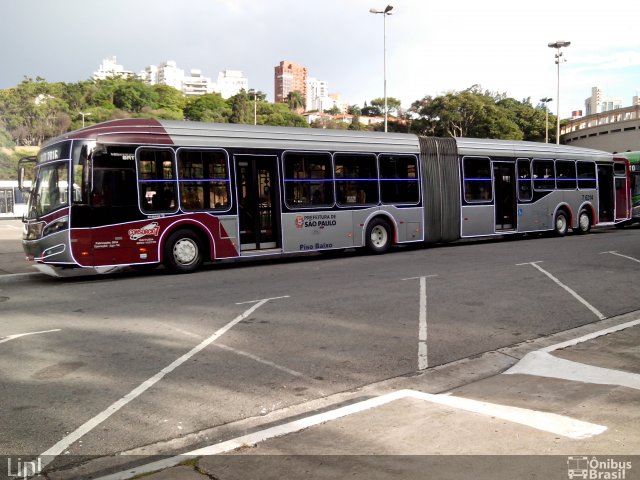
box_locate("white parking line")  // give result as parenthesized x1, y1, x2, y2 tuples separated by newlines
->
(506, 318, 640, 390)
(517, 261, 605, 320)
(601, 250, 640, 264)
(0, 329, 61, 344)
(95, 389, 606, 480)
(402, 275, 436, 370)
(38, 296, 287, 470)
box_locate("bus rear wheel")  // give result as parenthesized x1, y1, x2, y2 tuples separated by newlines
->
(164, 229, 203, 274)
(576, 210, 591, 234)
(554, 211, 569, 236)
(366, 218, 393, 254)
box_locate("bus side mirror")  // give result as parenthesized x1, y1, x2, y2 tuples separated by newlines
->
(18, 156, 36, 193)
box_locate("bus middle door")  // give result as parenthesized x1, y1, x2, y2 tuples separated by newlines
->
(493, 161, 517, 231)
(235, 155, 280, 252)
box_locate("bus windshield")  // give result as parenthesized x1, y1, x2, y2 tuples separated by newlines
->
(26, 162, 69, 219)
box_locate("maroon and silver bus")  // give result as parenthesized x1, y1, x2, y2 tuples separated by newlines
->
(18, 119, 631, 276)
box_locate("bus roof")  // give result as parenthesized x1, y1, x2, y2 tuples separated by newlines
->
(42, 118, 614, 161)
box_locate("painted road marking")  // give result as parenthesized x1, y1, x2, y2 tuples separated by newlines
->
(402, 275, 436, 370)
(517, 261, 605, 320)
(506, 318, 640, 390)
(601, 250, 640, 264)
(0, 329, 61, 344)
(95, 389, 606, 480)
(214, 343, 306, 378)
(38, 296, 287, 470)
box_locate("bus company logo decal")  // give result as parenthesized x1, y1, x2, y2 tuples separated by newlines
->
(294, 213, 337, 229)
(567, 456, 632, 479)
(128, 222, 160, 240)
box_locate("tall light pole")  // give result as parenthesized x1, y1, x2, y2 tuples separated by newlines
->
(370, 4, 393, 132)
(540, 97, 553, 143)
(249, 89, 258, 125)
(548, 40, 570, 144)
(79, 112, 91, 128)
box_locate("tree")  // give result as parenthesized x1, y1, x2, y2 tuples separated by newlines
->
(410, 86, 522, 140)
(183, 93, 230, 123)
(371, 97, 401, 116)
(286, 90, 305, 112)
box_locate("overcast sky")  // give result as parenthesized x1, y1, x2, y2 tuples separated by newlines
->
(2, 0, 639, 118)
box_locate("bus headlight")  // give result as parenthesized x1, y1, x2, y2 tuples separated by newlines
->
(23, 222, 44, 240)
(42, 216, 69, 237)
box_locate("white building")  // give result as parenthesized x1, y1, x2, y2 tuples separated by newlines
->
(182, 69, 214, 96)
(306, 77, 329, 111)
(216, 70, 248, 99)
(584, 87, 623, 116)
(93, 56, 134, 81)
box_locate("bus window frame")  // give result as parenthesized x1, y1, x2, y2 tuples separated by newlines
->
(334, 151, 380, 208)
(378, 153, 421, 206)
(135, 146, 179, 215)
(516, 158, 533, 202)
(175, 147, 233, 213)
(462, 155, 493, 204)
(532, 158, 556, 191)
(282, 150, 335, 210)
(577, 161, 597, 190)
(555, 159, 577, 190)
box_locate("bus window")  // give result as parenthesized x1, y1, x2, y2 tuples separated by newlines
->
(177, 149, 230, 211)
(283, 152, 333, 208)
(516, 158, 532, 201)
(379, 154, 419, 204)
(577, 161, 597, 189)
(614, 162, 627, 176)
(334, 153, 378, 206)
(532, 159, 555, 190)
(462, 156, 492, 202)
(137, 148, 178, 213)
(556, 160, 577, 190)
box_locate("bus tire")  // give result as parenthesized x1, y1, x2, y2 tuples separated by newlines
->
(554, 211, 569, 236)
(164, 229, 203, 274)
(366, 218, 393, 254)
(576, 210, 591, 234)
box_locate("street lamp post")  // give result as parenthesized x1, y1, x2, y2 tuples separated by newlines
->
(370, 4, 393, 133)
(79, 112, 91, 128)
(548, 40, 570, 144)
(540, 97, 553, 143)
(249, 89, 257, 125)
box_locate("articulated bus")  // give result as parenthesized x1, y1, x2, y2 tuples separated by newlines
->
(17, 119, 631, 276)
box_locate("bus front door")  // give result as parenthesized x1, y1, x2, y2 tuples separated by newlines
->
(235, 155, 280, 251)
(493, 162, 516, 231)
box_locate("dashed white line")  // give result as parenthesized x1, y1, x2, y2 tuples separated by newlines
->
(517, 261, 605, 320)
(39, 296, 286, 470)
(0, 329, 61, 344)
(214, 343, 305, 378)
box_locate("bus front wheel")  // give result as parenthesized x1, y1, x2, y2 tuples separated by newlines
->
(366, 218, 393, 254)
(164, 229, 203, 274)
(554, 211, 569, 236)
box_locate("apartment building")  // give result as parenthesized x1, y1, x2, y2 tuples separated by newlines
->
(274, 60, 308, 103)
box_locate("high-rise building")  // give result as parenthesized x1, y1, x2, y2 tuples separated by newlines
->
(274, 61, 308, 104)
(306, 77, 329, 111)
(584, 87, 623, 116)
